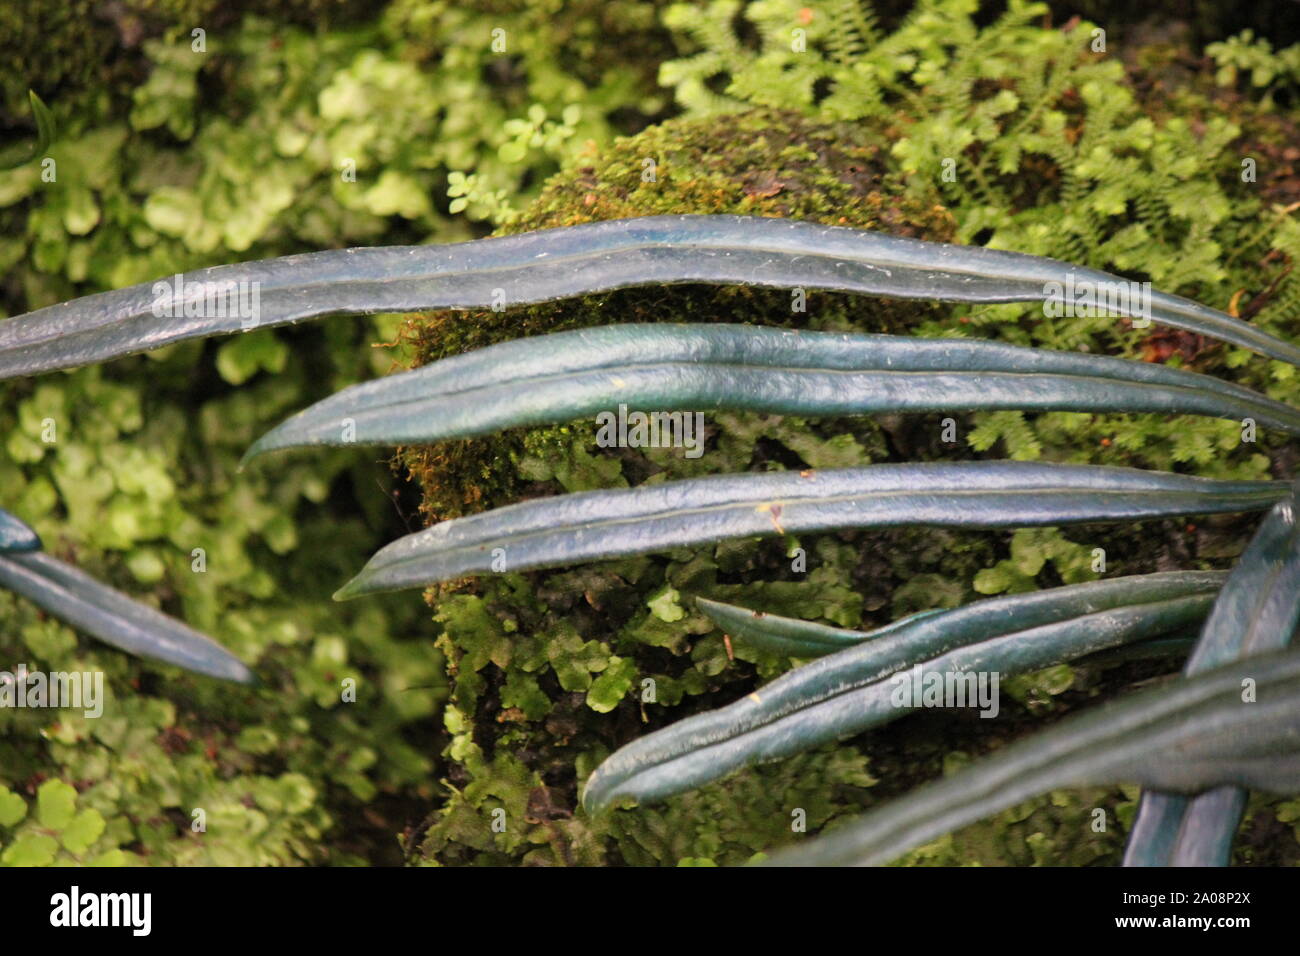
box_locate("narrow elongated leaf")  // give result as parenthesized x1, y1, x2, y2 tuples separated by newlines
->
(1081, 631, 1199, 665)
(763, 647, 1300, 866)
(0, 509, 41, 552)
(1125, 492, 1300, 866)
(244, 324, 1300, 461)
(718, 600, 1202, 663)
(0, 551, 255, 684)
(711, 605, 948, 659)
(582, 572, 1225, 811)
(5, 215, 1300, 379)
(0, 91, 55, 171)
(335, 462, 1284, 599)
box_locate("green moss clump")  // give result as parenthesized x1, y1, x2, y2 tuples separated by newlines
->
(400, 106, 956, 522)
(400, 11, 1300, 864)
(395, 109, 1031, 866)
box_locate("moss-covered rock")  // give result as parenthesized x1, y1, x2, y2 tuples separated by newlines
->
(400, 69, 1298, 862)
(398, 108, 1129, 866)
(400, 107, 956, 522)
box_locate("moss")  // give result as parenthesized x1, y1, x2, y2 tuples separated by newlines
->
(459, 0, 674, 102)
(397, 106, 1096, 866)
(391, 107, 1013, 865)
(1, 1, 124, 117)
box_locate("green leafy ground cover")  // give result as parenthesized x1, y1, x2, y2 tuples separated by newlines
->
(2, 0, 1299, 866)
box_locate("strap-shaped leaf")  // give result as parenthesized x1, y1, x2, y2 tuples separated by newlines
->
(582, 572, 1225, 811)
(335, 462, 1285, 599)
(0, 508, 41, 552)
(762, 646, 1300, 866)
(244, 324, 1300, 461)
(1080, 631, 1199, 665)
(1124, 491, 1300, 866)
(5, 215, 1300, 379)
(0, 91, 55, 171)
(0, 551, 255, 684)
(706, 604, 947, 659)
(715, 598, 1201, 664)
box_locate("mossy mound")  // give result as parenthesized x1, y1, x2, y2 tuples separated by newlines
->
(396, 108, 1147, 866)
(400, 107, 956, 522)
(398, 89, 1299, 864)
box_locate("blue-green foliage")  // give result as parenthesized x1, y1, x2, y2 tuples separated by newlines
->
(660, 0, 1300, 479)
(5, 0, 1300, 868)
(0, 2, 663, 865)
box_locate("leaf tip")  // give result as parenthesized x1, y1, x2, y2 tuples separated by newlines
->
(239, 430, 283, 469)
(332, 578, 364, 602)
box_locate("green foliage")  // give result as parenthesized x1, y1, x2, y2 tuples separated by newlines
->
(973, 529, 1097, 595)
(660, 0, 1300, 361)
(1208, 30, 1300, 94)
(0, 0, 664, 865)
(0, 342, 445, 862)
(650, 0, 1300, 500)
(5, 0, 1300, 867)
(398, 3, 1300, 866)
(2, 3, 668, 315)
(1, 779, 123, 866)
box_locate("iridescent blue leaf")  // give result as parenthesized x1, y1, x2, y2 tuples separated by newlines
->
(5, 216, 1300, 379)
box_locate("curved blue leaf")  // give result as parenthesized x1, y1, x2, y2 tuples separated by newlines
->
(5, 215, 1300, 379)
(0, 509, 41, 553)
(0, 551, 256, 684)
(335, 462, 1285, 598)
(244, 324, 1300, 462)
(764, 647, 1300, 866)
(584, 572, 1225, 811)
(1124, 490, 1300, 866)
